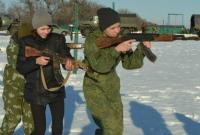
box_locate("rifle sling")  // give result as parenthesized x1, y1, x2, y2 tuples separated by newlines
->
(40, 66, 71, 92)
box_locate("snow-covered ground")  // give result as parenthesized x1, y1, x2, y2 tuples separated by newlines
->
(0, 33, 200, 135)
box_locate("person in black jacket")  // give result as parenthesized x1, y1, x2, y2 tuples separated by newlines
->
(16, 9, 74, 135)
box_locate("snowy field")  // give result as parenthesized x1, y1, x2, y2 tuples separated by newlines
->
(0, 33, 200, 135)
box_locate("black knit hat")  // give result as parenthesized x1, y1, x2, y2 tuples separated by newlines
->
(97, 7, 120, 31)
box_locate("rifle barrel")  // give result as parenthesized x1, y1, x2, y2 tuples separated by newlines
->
(122, 33, 200, 41)
(121, 33, 175, 42)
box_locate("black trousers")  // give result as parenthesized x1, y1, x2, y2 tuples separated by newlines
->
(30, 99, 64, 135)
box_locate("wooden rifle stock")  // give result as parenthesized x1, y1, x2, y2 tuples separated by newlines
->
(25, 46, 87, 70)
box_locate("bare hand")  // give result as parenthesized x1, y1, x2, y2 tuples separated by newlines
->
(115, 39, 134, 52)
(36, 56, 50, 66)
(142, 41, 151, 48)
(65, 58, 74, 71)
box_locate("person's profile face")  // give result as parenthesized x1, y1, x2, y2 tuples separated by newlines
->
(104, 22, 121, 38)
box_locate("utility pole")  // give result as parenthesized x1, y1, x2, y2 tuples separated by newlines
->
(73, 0, 79, 74)
(112, 1, 115, 10)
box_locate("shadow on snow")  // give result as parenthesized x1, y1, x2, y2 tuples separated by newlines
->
(129, 101, 172, 135)
(175, 113, 200, 135)
(45, 85, 96, 135)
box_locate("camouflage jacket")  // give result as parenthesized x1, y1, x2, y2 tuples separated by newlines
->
(3, 33, 25, 88)
(83, 30, 145, 93)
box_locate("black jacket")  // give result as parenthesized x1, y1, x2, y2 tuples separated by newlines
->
(17, 32, 72, 105)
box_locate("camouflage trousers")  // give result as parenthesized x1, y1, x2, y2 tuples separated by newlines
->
(0, 84, 34, 135)
(0, 65, 34, 135)
(83, 86, 123, 135)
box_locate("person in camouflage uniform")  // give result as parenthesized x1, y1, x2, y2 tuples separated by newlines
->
(0, 22, 34, 135)
(83, 8, 152, 135)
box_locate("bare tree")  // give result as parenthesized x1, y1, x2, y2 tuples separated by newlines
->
(53, 0, 102, 25)
(53, 2, 73, 25)
(17, 0, 35, 17)
(5, 0, 106, 26)
(7, 3, 24, 20)
(0, 0, 5, 15)
(78, 0, 102, 21)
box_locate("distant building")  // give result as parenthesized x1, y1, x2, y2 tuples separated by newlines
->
(145, 24, 188, 34)
(190, 14, 200, 35)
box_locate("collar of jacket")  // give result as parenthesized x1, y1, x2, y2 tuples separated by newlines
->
(32, 31, 52, 42)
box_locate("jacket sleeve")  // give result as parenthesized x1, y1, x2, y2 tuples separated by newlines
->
(121, 43, 145, 69)
(6, 38, 18, 68)
(16, 39, 40, 75)
(84, 36, 120, 73)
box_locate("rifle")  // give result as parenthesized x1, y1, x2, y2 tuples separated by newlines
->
(25, 46, 87, 71)
(96, 33, 200, 63)
(25, 45, 87, 91)
(96, 33, 200, 48)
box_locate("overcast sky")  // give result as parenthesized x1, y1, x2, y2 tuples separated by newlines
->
(2, 0, 200, 28)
